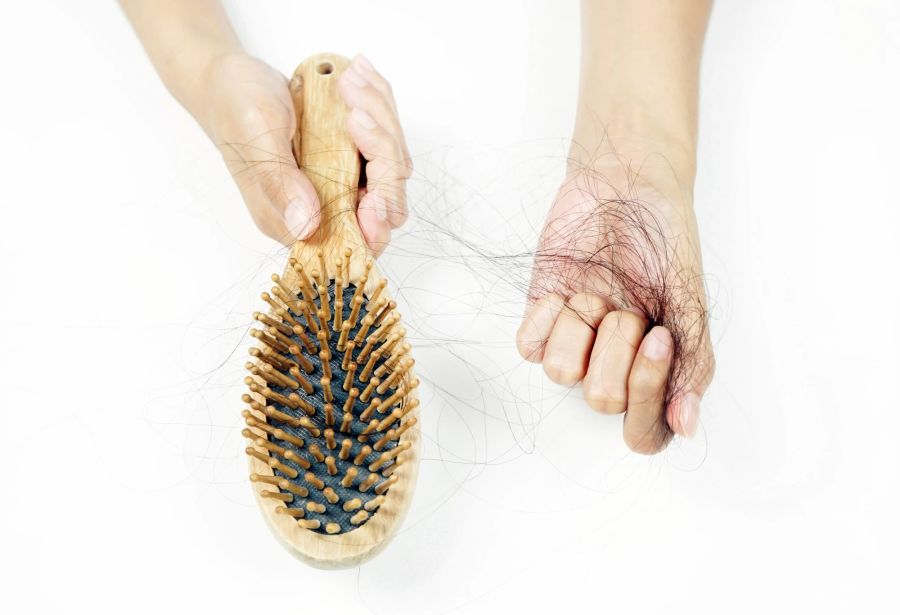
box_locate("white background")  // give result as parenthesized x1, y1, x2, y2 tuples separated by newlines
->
(1, 1, 898, 613)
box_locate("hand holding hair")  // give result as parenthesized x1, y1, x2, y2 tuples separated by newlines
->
(517, 0, 716, 454)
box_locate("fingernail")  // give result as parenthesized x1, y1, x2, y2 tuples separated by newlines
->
(342, 65, 367, 88)
(642, 327, 671, 361)
(351, 108, 377, 129)
(679, 392, 701, 438)
(353, 53, 375, 73)
(285, 199, 314, 239)
(372, 193, 389, 222)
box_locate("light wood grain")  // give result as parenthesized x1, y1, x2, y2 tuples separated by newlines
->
(245, 53, 420, 569)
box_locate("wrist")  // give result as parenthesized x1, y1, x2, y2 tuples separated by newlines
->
(188, 50, 247, 137)
(570, 107, 697, 186)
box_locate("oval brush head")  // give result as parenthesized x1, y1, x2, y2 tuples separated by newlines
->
(241, 54, 421, 568)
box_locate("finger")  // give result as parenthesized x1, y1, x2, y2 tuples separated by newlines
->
(341, 55, 410, 164)
(338, 63, 410, 168)
(623, 326, 675, 454)
(516, 294, 566, 363)
(217, 116, 319, 246)
(583, 310, 648, 414)
(665, 333, 716, 438)
(357, 191, 391, 257)
(339, 59, 411, 230)
(351, 54, 399, 114)
(345, 106, 409, 229)
(542, 293, 612, 386)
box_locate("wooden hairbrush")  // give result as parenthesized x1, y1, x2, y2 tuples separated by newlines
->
(241, 53, 420, 568)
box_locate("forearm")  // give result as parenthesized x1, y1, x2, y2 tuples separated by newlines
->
(575, 0, 712, 171)
(119, 0, 242, 128)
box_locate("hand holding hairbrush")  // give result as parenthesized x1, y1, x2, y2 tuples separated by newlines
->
(241, 53, 420, 568)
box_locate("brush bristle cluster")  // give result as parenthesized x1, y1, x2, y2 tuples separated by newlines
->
(242, 248, 418, 535)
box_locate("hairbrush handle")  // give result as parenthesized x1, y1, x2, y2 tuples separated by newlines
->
(289, 54, 366, 254)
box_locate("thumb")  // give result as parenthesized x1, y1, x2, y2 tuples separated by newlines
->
(665, 341, 715, 438)
(221, 129, 321, 245)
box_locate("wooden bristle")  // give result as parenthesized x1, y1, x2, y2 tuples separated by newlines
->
(343, 363, 357, 392)
(337, 321, 351, 351)
(340, 410, 353, 434)
(359, 398, 381, 423)
(344, 388, 359, 416)
(275, 306, 299, 328)
(341, 467, 358, 488)
(342, 341, 356, 371)
(377, 358, 414, 394)
(248, 346, 291, 372)
(276, 506, 305, 518)
(366, 279, 387, 313)
(293, 349, 314, 375)
(260, 291, 285, 313)
(320, 353, 332, 380)
(343, 498, 362, 512)
(324, 428, 336, 450)
(277, 478, 309, 497)
(342, 248, 352, 286)
(360, 377, 380, 403)
(291, 325, 316, 355)
(376, 408, 403, 433)
(364, 495, 385, 512)
(317, 275, 331, 325)
(298, 416, 321, 437)
(246, 447, 298, 479)
(284, 450, 311, 470)
(393, 416, 418, 440)
(358, 418, 379, 441)
(339, 438, 352, 460)
(321, 376, 333, 403)
(288, 366, 315, 394)
(324, 403, 335, 427)
(369, 441, 410, 472)
(372, 428, 398, 452)
(353, 445, 373, 466)
(325, 522, 341, 534)
(304, 472, 325, 491)
(358, 473, 379, 492)
(325, 456, 337, 475)
(373, 301, 397, 327)
(376, 378, 419, 414)
(261, 490, 292, 503)
(317, 311, 330, 344)
(289, 260, 316, 303)
(308, 444, 325, 463)
(374, 475, 398, 495)
(254, 311, 292, 336)
(250, 328, 289, 354)
(297, 519, 321, 530)
(249, 473, 280, 487)
(347, 296, 364, 330)
(353, 314, 375, 346)
(334, 260, 344, 332)
(359, 346, 383, 383)
(306, 501, 326, 514)
(350, 510, 370, 526)
(300, 301, 320, 336)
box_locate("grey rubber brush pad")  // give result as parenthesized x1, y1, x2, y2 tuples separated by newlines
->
(267, 282, 399, 534)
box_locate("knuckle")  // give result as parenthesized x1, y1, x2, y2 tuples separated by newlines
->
(629, 363, 666, 396)
(624, 428, 670, 455)
(584, 387, 627, 414)
(543, 361, 581, 386)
